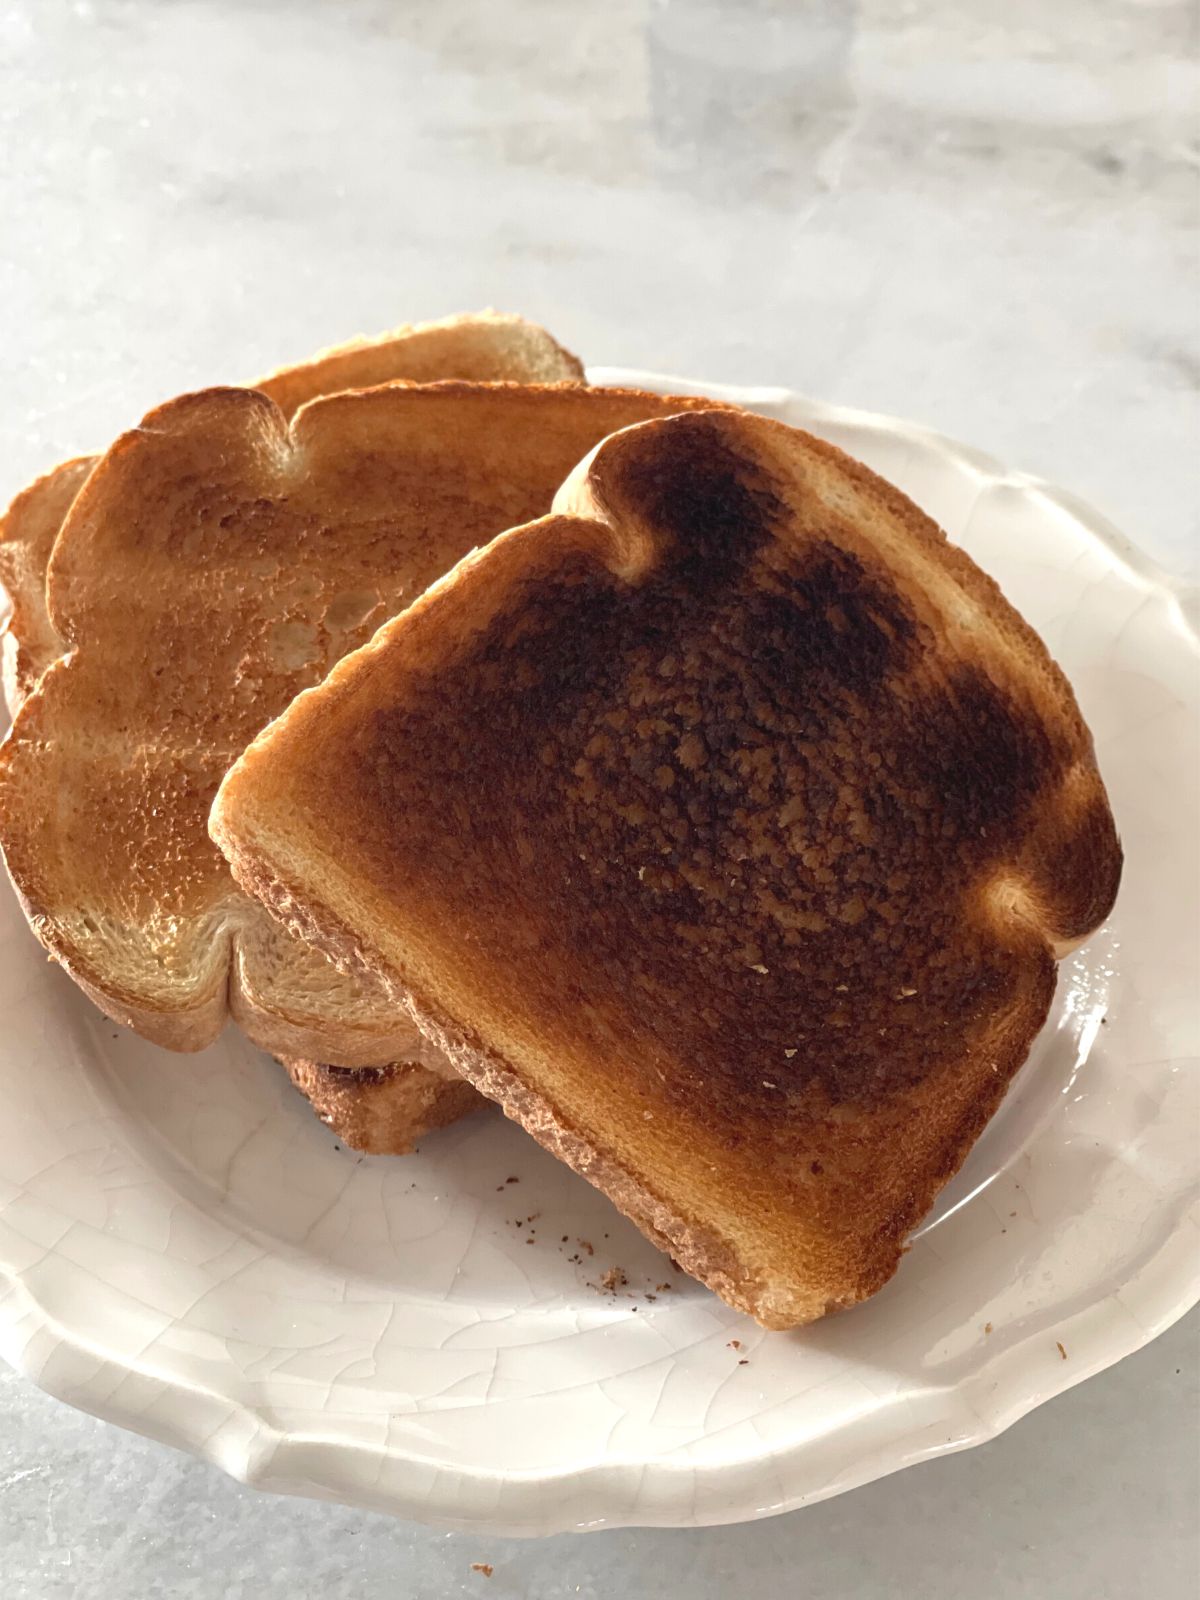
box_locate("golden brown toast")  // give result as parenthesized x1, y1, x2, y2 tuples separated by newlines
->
(0, 311, 584, 713)
(0, 384, 726, 1077)
(0, 312, 583, 1155)
(0, 456, 95, 713)
(211, 408, 1122, 1328)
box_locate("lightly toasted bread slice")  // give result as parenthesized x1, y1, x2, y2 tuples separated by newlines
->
(0, 384, 729, 1076)
(0, 310, 583, 713)
(0, 312, 582, 1154)
(0, 456, 96, 715)
(210, 407, 1122, 1329)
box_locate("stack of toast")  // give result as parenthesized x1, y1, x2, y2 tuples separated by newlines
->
(0, 313, 1120, 1327)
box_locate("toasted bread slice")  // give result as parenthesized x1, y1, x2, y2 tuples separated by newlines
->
(0, 384, 726, 1070)
(277, 1054, 484, 1155)
(0, 313, 582, 1153)
(211, 408, 1122, 1328)
(254, 309, 583, 422)
(0, 311, 583, 712)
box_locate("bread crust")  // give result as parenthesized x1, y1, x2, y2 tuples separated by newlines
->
(277, 1054, 483, 1155)
(0, 456, 94, 712)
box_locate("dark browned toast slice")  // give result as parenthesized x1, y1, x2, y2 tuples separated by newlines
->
(0, 384, 726, 1074)
(0, 310, 583, 713)
(211, 408, 1121, 1327)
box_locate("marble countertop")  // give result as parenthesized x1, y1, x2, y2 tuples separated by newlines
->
(2, 1, 1197, 1593)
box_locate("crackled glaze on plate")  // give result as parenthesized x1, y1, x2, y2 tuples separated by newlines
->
(0, 371, 1196, 1533)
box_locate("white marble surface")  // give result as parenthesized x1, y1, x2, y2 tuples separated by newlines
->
(1, 0, 1197, 1592)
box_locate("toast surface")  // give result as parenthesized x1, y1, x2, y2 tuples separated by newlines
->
(278, 1054, 483, 1155)
(0, 384, 723, 1063)
(0, 311, 583, 712)
(0, 314, 583, 1149)
(0, 456, 95, 713)
(212, 408, 1121, 1328)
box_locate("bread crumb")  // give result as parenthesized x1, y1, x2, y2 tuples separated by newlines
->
(600, 1267, 628, 1292)
(761, 1080, 777, 1089)
(834, 983, 849, 992)
(749, 963, 769, 974)
(896, 986, 917, 998)
(783, 1048, 796, 1059)
(1056, 1341, 1068, 1360)
(738, 1358, 749, 1365)
(656, 1282, 672, 1292)
(984, 1322, 993, 1334)
(578, 1239, 594, 1256)
(727, 1339, 741, 1350)
(471, 1564, 494, 1578)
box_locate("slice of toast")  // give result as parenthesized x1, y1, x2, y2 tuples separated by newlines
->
(0, 384, 727, 1075)
(277, 1055, 483, 1155)
(0, 311, 583, 713)
(0, 313, 582, 1154)
(210, 408, 1122, 1328)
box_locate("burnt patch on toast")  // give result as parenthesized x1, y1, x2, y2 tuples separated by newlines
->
(350, 425, 1088, 1132)
(598, 411, 786, 586)
(748, 542, 918, 700)
(901, 666, 1057, 835)
(341, 419, 1103, 1141)
(308, 1062, 404, 1083)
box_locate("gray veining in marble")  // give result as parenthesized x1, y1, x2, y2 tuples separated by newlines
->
(1, 0, 1197, 1593)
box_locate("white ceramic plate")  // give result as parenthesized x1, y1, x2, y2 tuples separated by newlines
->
(1, 371, 1196, 1534)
